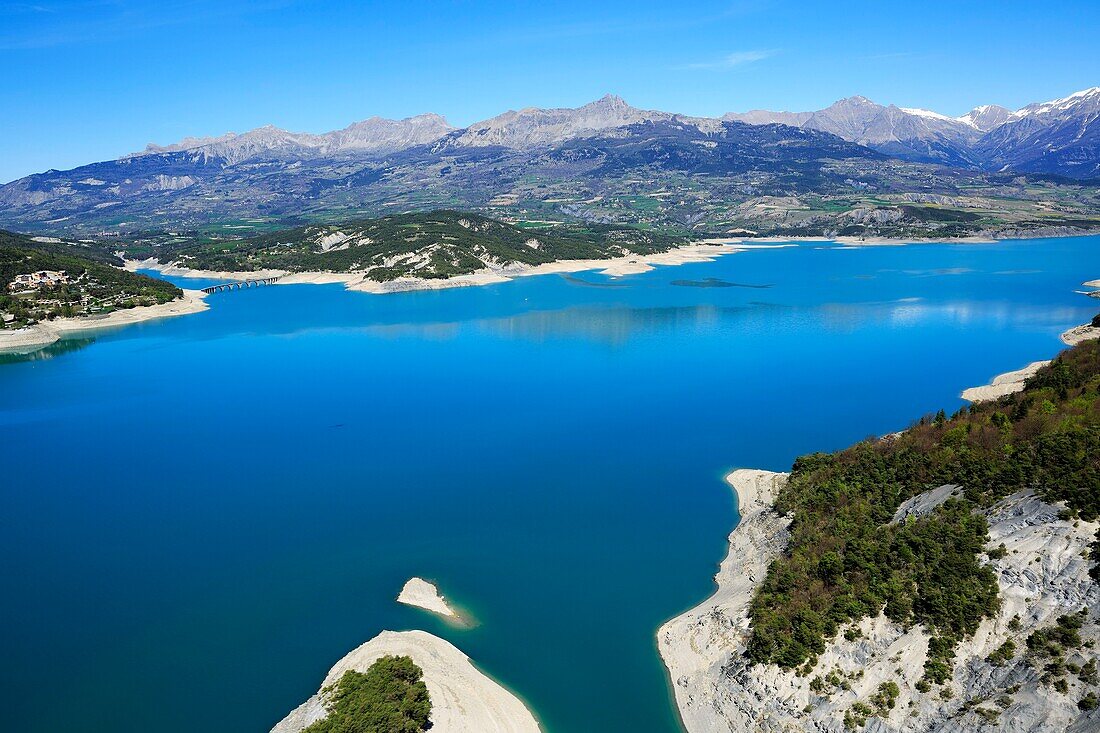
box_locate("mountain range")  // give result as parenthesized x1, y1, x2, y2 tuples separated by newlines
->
(723, 87, 1100, 175)
(1, 89, 1098, 242)
(114, 87, 1100, 177)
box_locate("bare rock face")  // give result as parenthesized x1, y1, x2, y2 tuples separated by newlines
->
(131, 114, 456, 165)
(441, 94, 721, 150)
(660, 476, 1100, 733)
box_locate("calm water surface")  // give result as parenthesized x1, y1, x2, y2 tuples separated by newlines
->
(2, 237, 1098, 733)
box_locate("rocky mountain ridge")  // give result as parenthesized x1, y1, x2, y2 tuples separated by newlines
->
(2, 89, 1099, 242)
(121, 88, 1100, 176)
(724, 87, 1100, 174)
(131, 113, 455, 165)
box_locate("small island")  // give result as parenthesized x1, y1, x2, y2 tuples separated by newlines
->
(397, 577, 458, 620)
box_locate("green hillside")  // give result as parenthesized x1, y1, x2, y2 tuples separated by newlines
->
(748, 337, 1100, 689)
(168, 210, 686, 280)
(0, 229, 181, 329)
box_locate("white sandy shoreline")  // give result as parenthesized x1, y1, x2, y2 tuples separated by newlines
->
(124, 240, 758, 294)
(0, 289, 208, 353)
(658, 469, 791, 733)
(124, 228, 1088, 298)
(960, 317, 1100, 402)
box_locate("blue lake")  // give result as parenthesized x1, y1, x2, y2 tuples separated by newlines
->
(1, 237, 1098, 733)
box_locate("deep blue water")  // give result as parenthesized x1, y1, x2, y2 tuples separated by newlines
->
(1, 237, 1098, 733)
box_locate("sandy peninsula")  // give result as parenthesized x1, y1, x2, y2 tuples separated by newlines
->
(124, 230, 1079, 297)
(122, 232, 1076, 296)
(960, 320, 1100, 402)
(270, 630, 541, 733)
(0, 290, 208, 353)
(1061, 322, 1100, 346)
(398, 577, 457, 619)
(960, 360, 1050, 403)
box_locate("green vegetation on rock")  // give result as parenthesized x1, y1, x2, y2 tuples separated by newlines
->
(302, 655, 431, 733)
(167, 210, 684, 280)
(747, 337, 1100, 681)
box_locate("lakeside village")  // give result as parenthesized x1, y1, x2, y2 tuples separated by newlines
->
(3, 270, 77, 327)
(2, 269, 152, 328)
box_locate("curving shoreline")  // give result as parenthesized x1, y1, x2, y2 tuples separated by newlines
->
(124, 240, 758, 294)
(659, 317, 1100, 733)
(0, 289, 208, 354)
(659, 473, 1100, 732)
(657, 469, 791, 733)
(124, 230, 1088, 297)
(960, 316, 1100, 403)
(270, 630, 541, 733)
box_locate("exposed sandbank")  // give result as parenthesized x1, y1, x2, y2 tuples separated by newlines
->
(0, 326, 60, 353)
(397, 577, 457, 619)
(0, 290, 208, 354)
(270, 630, 541, 733)
(1062, 322, 1100, 346)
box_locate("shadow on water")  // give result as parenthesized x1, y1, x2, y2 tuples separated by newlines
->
(559, 273, 632, 288)
(670, 277, 773, 289)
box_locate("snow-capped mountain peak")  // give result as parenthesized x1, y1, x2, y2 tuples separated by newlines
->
(1015, 86, 1100, 117)
(956, 104, 1015, 132)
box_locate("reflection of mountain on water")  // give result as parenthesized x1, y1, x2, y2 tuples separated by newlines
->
(478, 305, 744, 345)
(0, 336, 97, 365)
(474, 297, 1094, 346)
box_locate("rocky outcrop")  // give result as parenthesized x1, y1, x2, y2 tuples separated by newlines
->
(659, 475, 1100, 733)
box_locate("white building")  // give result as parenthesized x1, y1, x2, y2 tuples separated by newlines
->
(8, 270, 70, 292)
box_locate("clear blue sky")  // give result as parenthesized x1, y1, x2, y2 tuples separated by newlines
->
(3, 0, 1099, 183)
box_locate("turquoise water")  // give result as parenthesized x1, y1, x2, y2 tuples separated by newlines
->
(1, 237, 1098, 733)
